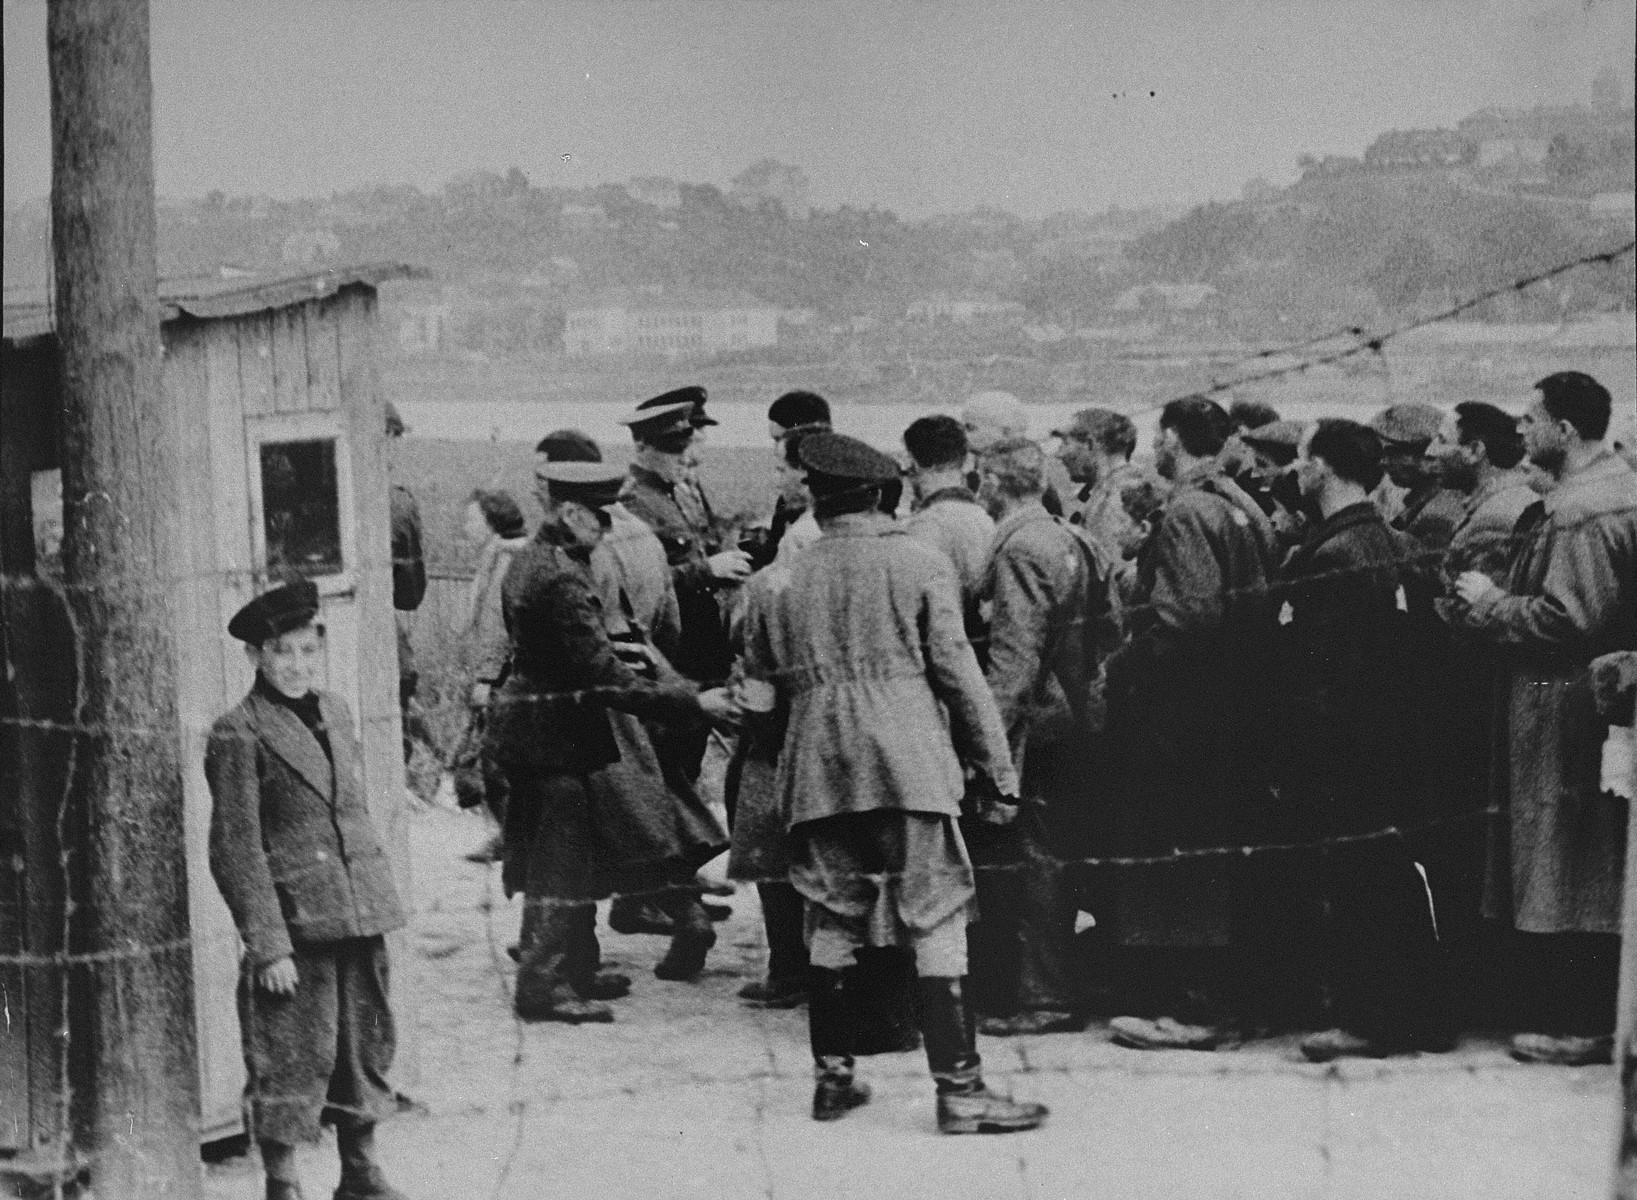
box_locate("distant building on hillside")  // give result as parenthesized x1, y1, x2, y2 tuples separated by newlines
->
(560, 202, 611, 229)
(1111, 283, 1218, 313)
(1363, 129, 1474, 170)
(1459, 103, 1634, 171)
(281, 228, 341, 264)
(729, 160, 811, 219)
(905, 295, 1026, 322)
(397, 303, 451, 354)
(625, 176, 683, 209)
(564, 289, 780, 357)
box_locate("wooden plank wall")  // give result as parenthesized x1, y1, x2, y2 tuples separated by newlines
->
(333, 285, 419, 1086)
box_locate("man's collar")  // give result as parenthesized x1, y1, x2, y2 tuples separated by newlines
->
(993, 498, 1050, 540)
(1546, 449, 1629, 511)
(632, 451, 684, 487)
(916, 484, 980, 510)
(817, 510, 896, 538)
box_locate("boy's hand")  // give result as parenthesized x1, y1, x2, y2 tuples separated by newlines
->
(258, 956, 299, 996)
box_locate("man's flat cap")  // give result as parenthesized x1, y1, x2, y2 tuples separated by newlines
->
(1239, 419, 1306, 451)
(540, 461, 627, 509)
(1369, 403, 1444, 446)
(798, 431, 901, 484)
(228, 579, 321, 645)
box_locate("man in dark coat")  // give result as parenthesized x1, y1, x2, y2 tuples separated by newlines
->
(1454, 371, 1637, 1066)
(618, 387, 750, 776)
(968, 437, 1112, 1037)
(206, 580, 411, 1200)
(1278, 420, 1449, 1061)
(485, 462, 736, 1023)
(1104, 397, 1280, 1052)
(763, 389, 832, 563)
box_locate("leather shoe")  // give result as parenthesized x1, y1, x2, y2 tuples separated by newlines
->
(334, 1179, 410, 1200)
(1108, 1015, 1232, 1051)
(738, 979, 807, 1008)
(979, 1010, 1083, 1038)
(936, 1086, 1048, 1134)
(1509, 1032, 1613, 1066)
(578, 971, 632, 1001)
(514, 996, 614, 1024)
(654, 931, 716, 981)
(608, 902, 676, 937)
(812, 1076, 871, 1122)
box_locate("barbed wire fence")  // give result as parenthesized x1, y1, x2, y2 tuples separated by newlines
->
(0, 236, 1633, 1197)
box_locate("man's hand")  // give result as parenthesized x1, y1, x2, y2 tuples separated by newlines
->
(706, 550, 753, 583)
(469, 681, 491, 709)
(696, 687, 741, 727)
(1453, 571, 1503, 608)
(258, 956, 299, 996)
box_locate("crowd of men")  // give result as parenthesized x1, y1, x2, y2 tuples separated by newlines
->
(441, 370, 1636, 1134)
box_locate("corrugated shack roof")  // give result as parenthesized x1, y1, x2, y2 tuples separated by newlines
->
(3, 261, 427, 345)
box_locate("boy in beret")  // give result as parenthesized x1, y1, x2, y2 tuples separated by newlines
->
(206, 580, 410, 1200)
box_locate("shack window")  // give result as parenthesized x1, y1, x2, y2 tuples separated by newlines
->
(260, 439, 343, 577)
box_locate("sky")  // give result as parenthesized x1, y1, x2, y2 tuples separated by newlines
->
(4, 0, 1633, 218)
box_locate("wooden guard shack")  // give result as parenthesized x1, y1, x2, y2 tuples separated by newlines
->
(1, 263, 424, 1158)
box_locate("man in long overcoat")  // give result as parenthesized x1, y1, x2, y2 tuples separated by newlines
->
(1104, 397, 1280, 1051)
(1454, 371, 1637, 1065)
(1278, 420, 1449, 1061)
(739, 431, 1047, 1134)
(486, 462, 734, 1023)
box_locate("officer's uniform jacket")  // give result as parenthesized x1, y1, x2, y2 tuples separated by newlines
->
(206, 689, 406, 968)
(620, 462, 733, 682)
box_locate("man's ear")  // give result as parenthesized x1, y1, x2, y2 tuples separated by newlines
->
(243, 643, 261, 669)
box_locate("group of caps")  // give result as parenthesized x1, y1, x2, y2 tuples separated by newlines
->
(231, 386, 895, 643)
(538, 384, 900, 520)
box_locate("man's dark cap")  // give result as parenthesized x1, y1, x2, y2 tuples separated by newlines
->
(540, 461, 627, 510)
(798, 431, 900, 485)
(229, 579, 321, 646)
(535, 428, 603, 462)
(1239, 419, 1305, 451)
(1369, 403, 1443, 447)
(632, 385, 716, 430)
(384, 401, 409, 437)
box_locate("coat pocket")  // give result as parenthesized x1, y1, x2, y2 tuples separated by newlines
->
(345, 846, 407, 935)
(272, 857, 354, 943)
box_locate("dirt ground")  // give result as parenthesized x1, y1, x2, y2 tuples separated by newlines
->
(200, 802, 1619, 1200)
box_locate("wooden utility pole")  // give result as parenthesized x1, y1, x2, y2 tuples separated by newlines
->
(47, 1, 203, 1195)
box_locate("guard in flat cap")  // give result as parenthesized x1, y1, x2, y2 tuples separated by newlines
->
(206, 582, 411, 1200)
(1369, 403, 1463, 550)
(618, 387, 748, 773)
(735, 427, 1047, 1135)
(485, 456, 736, 1023)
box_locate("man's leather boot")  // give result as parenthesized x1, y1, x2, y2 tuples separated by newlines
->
(918, 976, 1048, 1135)
(809, 966, 870, 1120)
(334, 1123, 410, 1200)
(654, 892, 717, 981)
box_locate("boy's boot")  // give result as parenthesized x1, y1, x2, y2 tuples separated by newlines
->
(808, 966, 870, 1121)
(335, 1123, 409, 1200)
(918, 976, 1048, 1135)
(259, 1139, 304, 1200)
(515, 899, 612, 1023)
(654, 886, 717, 981)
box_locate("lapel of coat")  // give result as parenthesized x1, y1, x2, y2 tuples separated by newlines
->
(249, 692, 335, 802)
(317, 692, 360, 808)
